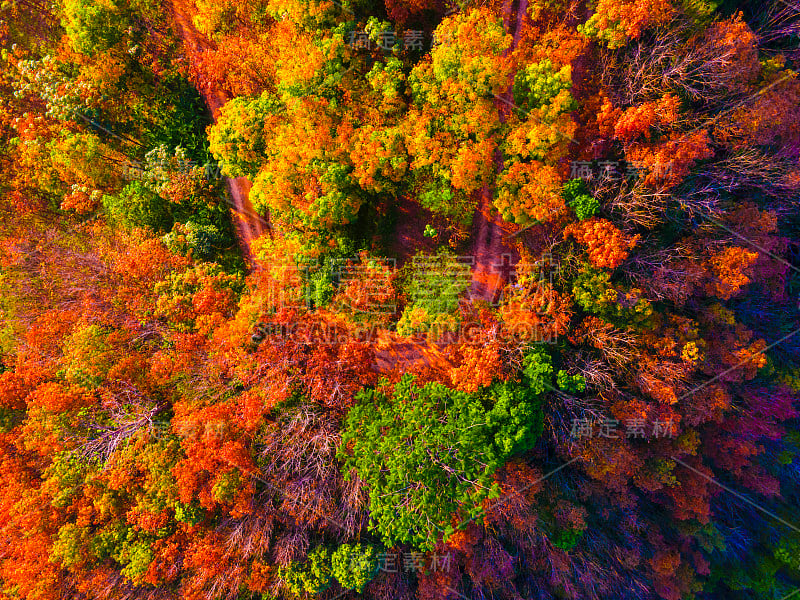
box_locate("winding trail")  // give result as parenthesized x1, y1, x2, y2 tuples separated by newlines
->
(169, 1, 530, 372)
(169, 1, 267, 265)
(372, 0, 532, 372)
(468, 0, 528, 303)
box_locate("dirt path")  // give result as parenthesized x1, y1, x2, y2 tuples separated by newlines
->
(169, 1, 529, 372)
(371, 331, 453, 373)
(169, 0, 266, 265)
(468, 0, 528, 303)
(371, 1, 531, 373)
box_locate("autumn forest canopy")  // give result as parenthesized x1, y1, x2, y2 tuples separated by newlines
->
(1, 0, 800, 598)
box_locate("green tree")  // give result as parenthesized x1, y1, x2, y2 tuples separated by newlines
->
(330, 544, 380, 592)
(556, 370, 586, 393)
(338, 374, 544, 550)
(571, 268, 653, 325)
(563, 178, 599, 220)
(207, 91, 284, 179)
(512, 59, 575, 112)
(279, 547, 333, 596)
(62, 0, 131, 55)
(102, 181, 172, 233)
(396, 250, 472, 337)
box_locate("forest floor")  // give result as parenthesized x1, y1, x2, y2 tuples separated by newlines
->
(378, 0, 529, 370)
(168, 1, 528, 371)
(169, 0, 266, 266)
(468, 0, 527, 303)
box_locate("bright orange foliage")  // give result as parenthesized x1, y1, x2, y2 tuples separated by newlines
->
(564, 218, 640, 269)
(582, 0, 675, 48)
(448, 341, 503, 393)
(495, 161, 568, 225)
(614, 94, 679, 143)
(704, 246, 759, 300)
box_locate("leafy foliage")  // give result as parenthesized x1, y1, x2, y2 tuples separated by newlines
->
(396, 251, 472, 336)
(103, 181, 173, 233)
(279, 547, 334, 596)
(330, 543, 380, 592)
(513, 59, 575, 112)
(563, 178, 599, 220)
(62, 0, 131, 54)
(339, 374, 544, 550)
(2, 1, 800, 599)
